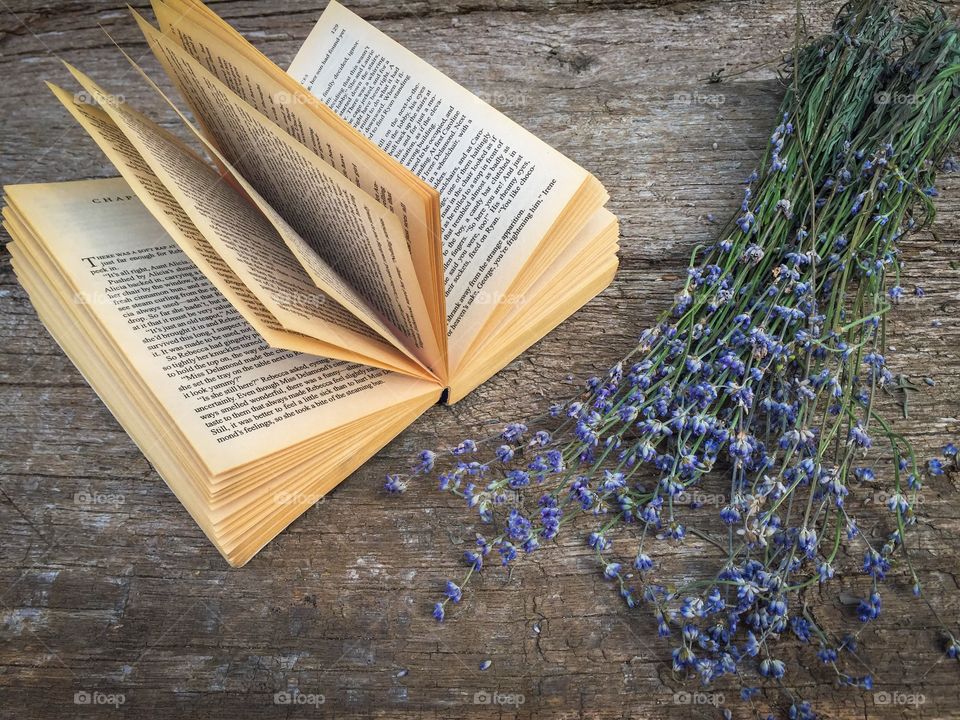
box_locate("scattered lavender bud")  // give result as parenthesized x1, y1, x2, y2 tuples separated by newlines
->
(384, 474, 408, 494)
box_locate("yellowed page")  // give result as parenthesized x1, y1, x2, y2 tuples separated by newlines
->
(289, 0, 593, 368)
(448, 210, 618, 401)
(97, 48, 438, 379)
(5, 202, 432, 505)
(476, 208, 619, 350)
(448, 257, 618, 403)
(7, 216, 438, 566)
(67, 55, 427, 366)
(49, 80, 430, 380)
(3, 178, 440, 474)
(58, 70, 432, 375)
(130, 11, 442, 376)
(148, 0, 446, 358)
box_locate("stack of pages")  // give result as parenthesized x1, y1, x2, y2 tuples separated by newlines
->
(3, 0, 619, 565)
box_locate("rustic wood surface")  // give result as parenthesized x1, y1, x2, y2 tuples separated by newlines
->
(2, 0, 960, 717)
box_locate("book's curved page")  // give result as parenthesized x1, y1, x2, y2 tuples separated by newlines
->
(56, 68, 438, 379)
(130, 10, 444, 378)
(49, 84, 429, 377)
(104, 44, 438, 380)
(289, 0, 602, 372)
(151, 0, 447, 367)
(448, 209, 620, 401)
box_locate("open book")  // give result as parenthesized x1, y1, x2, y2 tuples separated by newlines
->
(3, 0, 618, 565)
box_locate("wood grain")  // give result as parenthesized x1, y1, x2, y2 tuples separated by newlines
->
(1, 1, 959, 717)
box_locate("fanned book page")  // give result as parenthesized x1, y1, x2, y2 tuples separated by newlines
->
(3, 0, 618, 564)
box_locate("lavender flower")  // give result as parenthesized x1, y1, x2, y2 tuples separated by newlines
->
(388, 2, 960, 715)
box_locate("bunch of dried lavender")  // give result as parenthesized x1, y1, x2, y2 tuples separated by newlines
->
(388, 0, 960, 712)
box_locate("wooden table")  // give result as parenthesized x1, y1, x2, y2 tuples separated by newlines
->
(2, 1, 959, 717)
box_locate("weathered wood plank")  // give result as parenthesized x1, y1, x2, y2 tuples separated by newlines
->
(2, 1, 960, 718)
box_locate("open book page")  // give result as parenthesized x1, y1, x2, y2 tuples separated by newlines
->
(147, 0, 446, 359)
(46, 84, 413, 374)
(102, 46, 437, 378)
(289, 0, 593, 369)
(475, 209, 619, 356)
(130, 11, 443, 376)
(3, 178, 441, 475)
(447, 211, 620, 401)
(54, 71, 431, 379)
(5, 232, 435, 565)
